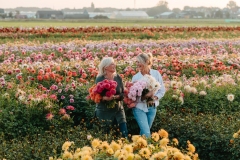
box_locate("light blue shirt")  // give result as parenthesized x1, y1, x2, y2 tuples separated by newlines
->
(132, 69, 166, 112)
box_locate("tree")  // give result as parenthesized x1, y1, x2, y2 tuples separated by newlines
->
(0, 14, 6, 19)
(91, 2, 95, 9)
(225, 11, 230, 18)
(197, 12, 205, 18)
(227, 0, 238, 13)
(8, 12, 13, 18)
(147, 5, 169, 17)
(215, 10, 223, 18)
(157, 0, 168, 7)
(210, 11, 215, 18)
(172, 8, 181, 14)
(93, 15, 108, 19)
(183, 6, 191, 11)
(15, 10, 20, 16)
(146, 0, 169, 17)
(94, 8, 105, 12)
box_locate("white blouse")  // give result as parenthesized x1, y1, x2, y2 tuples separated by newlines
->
(131, 69, 166, 112)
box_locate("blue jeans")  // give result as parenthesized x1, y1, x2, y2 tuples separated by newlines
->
(132, 107, 157, 138)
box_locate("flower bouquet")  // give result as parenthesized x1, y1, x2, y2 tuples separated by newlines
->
(127, 74, 161, 107)
(123, 82, 137, 108)
(88, 79, 117, 108)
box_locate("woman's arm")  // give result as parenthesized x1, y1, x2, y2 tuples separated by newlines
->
(115, 74, 124, 101)
(141, 90, 154, 101)
(131, 75, 137, 83)
(95, 76, 102, 84)
(154, 71, 166, 100)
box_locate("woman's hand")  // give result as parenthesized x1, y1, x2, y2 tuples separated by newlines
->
(114, 95, 120, 100)
(103, 96, 114, 101)
(103, 95, 119, 101)
(141, 90, 154, 101)
(145, 90, 154, 98)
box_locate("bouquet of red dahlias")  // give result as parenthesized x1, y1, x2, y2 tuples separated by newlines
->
(88, 79, 117, 108)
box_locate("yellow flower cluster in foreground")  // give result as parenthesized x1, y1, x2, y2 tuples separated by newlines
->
(233, 129, 240, 139)
(49, 129, 199, 160)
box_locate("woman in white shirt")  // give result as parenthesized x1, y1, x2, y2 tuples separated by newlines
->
(132, 52, 165, 137)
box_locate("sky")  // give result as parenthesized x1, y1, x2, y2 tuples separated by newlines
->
(0, 0, 237, 10)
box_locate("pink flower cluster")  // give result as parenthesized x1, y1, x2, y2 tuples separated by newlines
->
(46, 105, 75, 121)
(123, 82, 137, 108)
(94, 79, 117, 97)
(127, 81, 147, 101)
(125, 75, 161, 108)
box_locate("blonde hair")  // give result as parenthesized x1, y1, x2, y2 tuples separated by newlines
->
(97, 57, 115, 77)
(136, 52, 153, 70)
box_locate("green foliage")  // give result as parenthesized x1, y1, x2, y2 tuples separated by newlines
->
(161, 84, 240, 115)
(146, 5, 170, 17)
(0, 121, 120, 160)
(57, 84, 96, 126)
(230, 136, 240, 160)
(152, 112, 240, 160)
(1, 69, 240, 159)
(150, 81, 240, 159)
(93, 15, 109, 19)
(124, 107, 140, 135)
(0, 85, 73, 140)
(0, 98, 46, 139)
(1, 78, 239, 159)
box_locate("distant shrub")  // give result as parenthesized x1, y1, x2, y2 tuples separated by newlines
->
(93, 15, 109, 19)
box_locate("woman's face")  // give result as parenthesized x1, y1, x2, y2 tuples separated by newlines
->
(136, 60, 144, 71)
(105, 62, 116, 73)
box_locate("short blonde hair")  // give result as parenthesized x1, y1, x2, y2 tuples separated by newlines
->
(136, 52, 153, 69)
(97, 57, 115, 77)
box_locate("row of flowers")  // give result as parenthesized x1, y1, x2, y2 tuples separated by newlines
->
(0, 49, 239, 95)
(1, 26, 240, 34)
(1, 71, 239, 121)
(1, 30, 240, 41)
(0, 40, 240, 121)
(0, 47, 239, 83)
(1, 39, 240, 53)
(49, 129, 199, 160)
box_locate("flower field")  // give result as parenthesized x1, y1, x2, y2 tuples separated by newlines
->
(0, 25, 240, 160)
(1, 26, 240, 42)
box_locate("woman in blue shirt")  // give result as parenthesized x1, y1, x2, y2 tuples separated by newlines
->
(132, 52, 165, 137)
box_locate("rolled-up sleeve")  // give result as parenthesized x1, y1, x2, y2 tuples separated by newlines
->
(118, 75, 124, 101)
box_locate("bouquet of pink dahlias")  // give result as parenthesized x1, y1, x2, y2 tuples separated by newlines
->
(127, 81, 148, 101)
(127, 74, 161, 106)
(123, 82, 137, 108)
(89, 79, 117, 108)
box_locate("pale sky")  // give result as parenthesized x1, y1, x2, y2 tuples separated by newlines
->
(0, 0, 237, 10)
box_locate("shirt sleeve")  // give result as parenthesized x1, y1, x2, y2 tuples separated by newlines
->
(95, 76, 103, 84)
(155, 71, 166, 99)
(118, 75, 124, 101)
(132, 74, 137, 82)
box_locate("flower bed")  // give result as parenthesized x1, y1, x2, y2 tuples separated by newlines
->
(0, 35, 239, 159)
